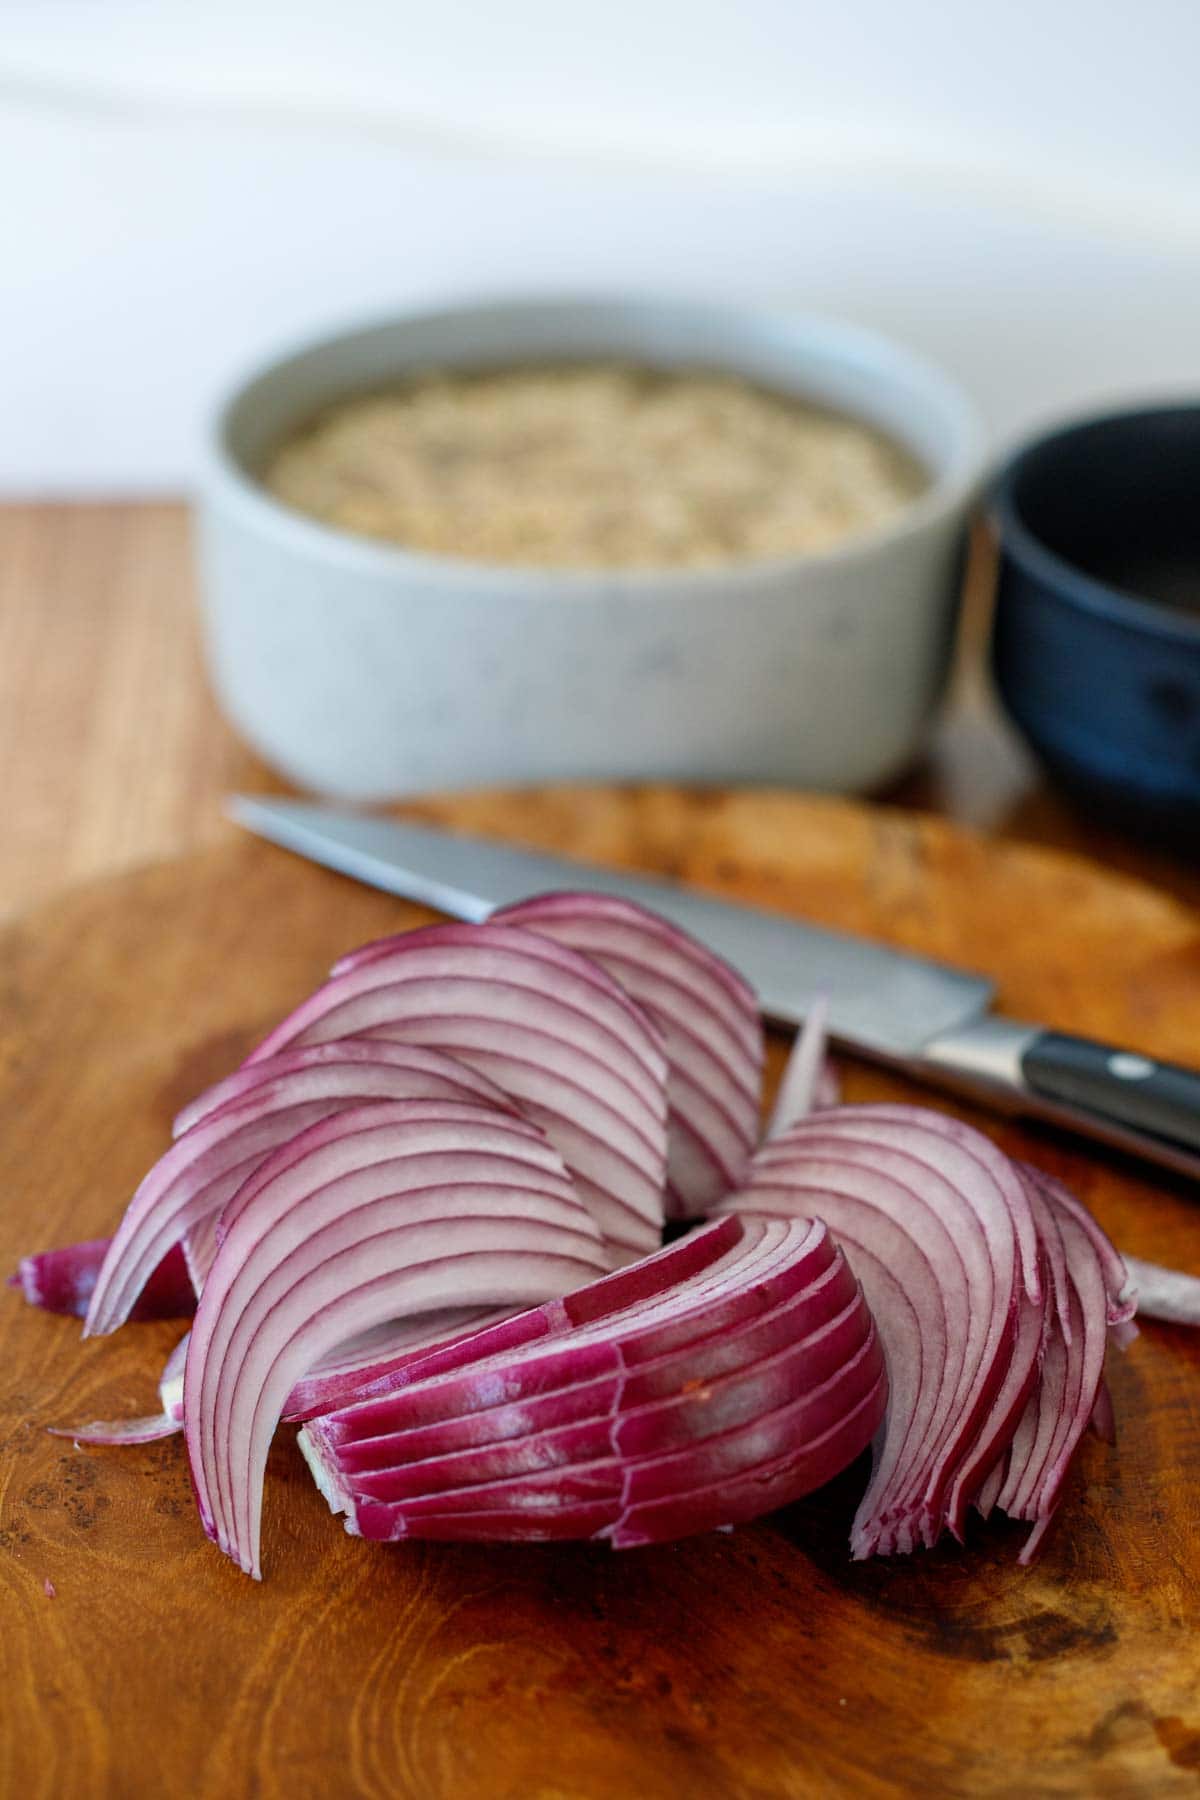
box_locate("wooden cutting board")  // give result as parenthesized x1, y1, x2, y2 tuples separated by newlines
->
(2, 787, 1199, 1800)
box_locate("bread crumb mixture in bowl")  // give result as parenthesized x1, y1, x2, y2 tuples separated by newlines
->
(264, 363, 928, 570)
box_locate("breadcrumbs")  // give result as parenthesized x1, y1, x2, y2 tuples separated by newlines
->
(264, 363, 927, 570)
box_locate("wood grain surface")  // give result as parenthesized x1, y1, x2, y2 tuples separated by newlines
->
(2, 787, 1198, 1800)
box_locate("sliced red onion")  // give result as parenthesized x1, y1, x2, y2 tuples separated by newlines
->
(1119, 1255, 1200, 1326)
(303, 1215, 824, 1463)
(346, 1339, 884, 1545)
(280, 1306, 513, 1421)
(722, 1149, 979, 1551)
(10, 1238, 194, 1323)
(1026, 1166, 1136, 1324)
(184, 1099, 611, 1576)
(47, 1330, 191, 1446)
(172, 1039, 508, 1139)
(318, 1237, 857, 1485)
(83, 1043, 516, 1335)
(766, 997, 835, 1139)
(985, 1168, 1126, 1560)
(339, 1287, 870, 1507)
(718, 1101, 1048, 1555)
(487, 893, 762, 1219)
(300, 1216, 883, 1548)
(240, 923, 669, 1257)
(364, 1328, 883, 1532)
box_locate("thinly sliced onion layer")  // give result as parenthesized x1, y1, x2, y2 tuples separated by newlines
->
(1120, 1255, 1200, 1325)
(184, 1099, 611, 1576)
(10, 1238, 194, 1323)
(84, 1042, 518, 1335)
(489, 894, 762, 1219)
(241, 922, 670, 1258)
(47, 1330, 191, 1446)
(982, 1167, 1128, 1560)
(720, 1105, 1034, 1555)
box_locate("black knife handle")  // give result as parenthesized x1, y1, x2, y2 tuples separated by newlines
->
(1021, 1031, 1200, 1156)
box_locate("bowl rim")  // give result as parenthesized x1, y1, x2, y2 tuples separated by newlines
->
(990, 400, 1200, 645)
(201, 291, 988, 595)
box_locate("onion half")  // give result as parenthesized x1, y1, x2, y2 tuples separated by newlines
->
(299, 1215, 885, 1547)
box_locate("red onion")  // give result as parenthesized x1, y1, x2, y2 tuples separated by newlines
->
(47, 1331, 190, 1446)
(1119, 1255, 1200, 1325)
(298, 1215, 884, 1547)
(488, 894, 762, 1219)
(766, 996, 836, 1138)
(83, 1042, 518, 1334)
(183, 1099, 611, 1576)
(721, 1106, 1039, 1554)
(242, 922, 670, 1259)
(981, 1166, 1133, 1560)
(305, 1216, 833, 1471)
(325, 1282, 871, 1506)
(23, 886, 1156, 1580)
(9, 1238, 194, 1322)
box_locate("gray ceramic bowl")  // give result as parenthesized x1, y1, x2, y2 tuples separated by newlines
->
(196, 295, 987, 799)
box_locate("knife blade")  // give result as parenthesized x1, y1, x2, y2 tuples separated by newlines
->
(228, 794, 1200, 1183)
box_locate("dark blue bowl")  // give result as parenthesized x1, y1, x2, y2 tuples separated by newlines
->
(990, 405, 1200, 845)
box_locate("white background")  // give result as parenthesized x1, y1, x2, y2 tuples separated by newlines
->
(3, 0, 1199, 490)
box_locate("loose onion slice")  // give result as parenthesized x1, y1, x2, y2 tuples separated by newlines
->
(10, 1238, 194, 1323)
(47, 1331, 190, 1446)
(241, 922, 670, 1259)
(488, 894, 763, 1219)
(766, 997, 836, 1139)
(83, 1043, 517, 1335)
(1120, 1255, 1200, 1325)
(184, 1099, 610, 1576)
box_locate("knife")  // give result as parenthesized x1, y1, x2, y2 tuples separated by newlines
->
(228, 795, 1200, 1184)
